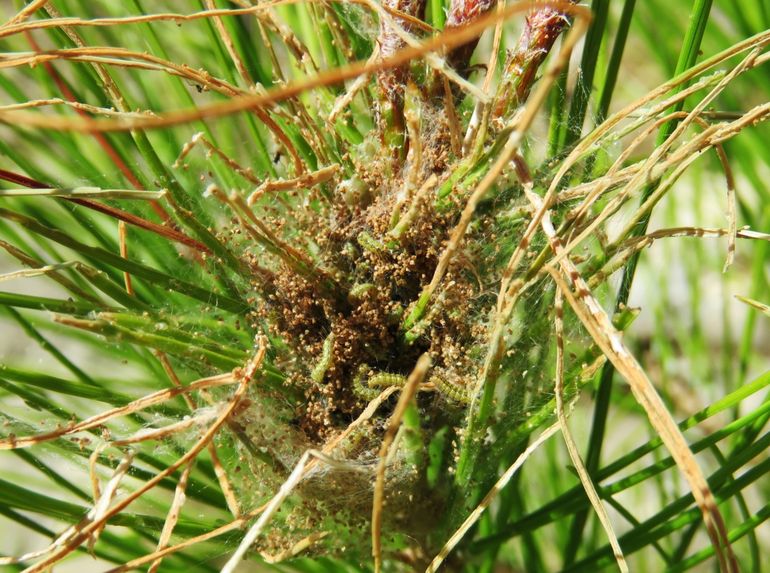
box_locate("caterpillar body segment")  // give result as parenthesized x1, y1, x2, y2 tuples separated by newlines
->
(369, 372, 409, 389)
(353, 365, 407, 401)
(352, 364, 471, 404)
(432, 376, 472, 404)
(310, 333, 335, 384)
(356, 231, 387, 254)
(348, 282, 376, 302)
(353, 365, 387, 401)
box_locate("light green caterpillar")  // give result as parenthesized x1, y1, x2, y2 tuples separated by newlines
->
(348, 282, 375, 302)
(353, 365, 405, 401)
(432, 376, 472, 404)
(310, 333, 335, 384)
(357, 231, 398, 254)
(356, 231, 387, 254)
(352, 364, 471, 404)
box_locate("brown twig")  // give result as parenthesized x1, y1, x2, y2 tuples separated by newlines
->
(0, 2, 593, 133)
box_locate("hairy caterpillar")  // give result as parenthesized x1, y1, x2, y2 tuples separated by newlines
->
(353, 365, 406, 401)
(352, 364, 471, 404)
(348, 282, 375, 301)
(356, 231, 388, 253)
(432, 376, 471, 404)
(310, 333, 335, 384)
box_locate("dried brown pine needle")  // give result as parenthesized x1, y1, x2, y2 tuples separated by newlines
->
(0, 2, 768, 571)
